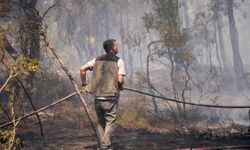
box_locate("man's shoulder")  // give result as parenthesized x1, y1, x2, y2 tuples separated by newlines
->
(96, 53, 119, 62)
(96, 54, 105, 60)
(118, 58, 124, 62)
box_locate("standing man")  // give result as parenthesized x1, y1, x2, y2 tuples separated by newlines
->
(80, 39, 126, 150)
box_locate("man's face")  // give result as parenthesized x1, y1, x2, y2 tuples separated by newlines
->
(112, 41, 118, 54)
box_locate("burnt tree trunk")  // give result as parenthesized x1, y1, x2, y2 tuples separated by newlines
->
(19, 0, 44, 135)
(102, 0, 109, 39)
(227, 0, 248, 90)
(20, 0, 41, 59)
(183, 0, 190, 29)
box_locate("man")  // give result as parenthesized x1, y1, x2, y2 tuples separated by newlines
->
(80, 39, 126, 150)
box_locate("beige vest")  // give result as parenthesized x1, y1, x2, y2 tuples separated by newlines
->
(88, 59, 119, 97)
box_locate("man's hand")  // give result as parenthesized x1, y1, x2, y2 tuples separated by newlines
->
(118, 74, 124, 91)
(81, 82, 88, 91)
(82, 83, 87, 87)
(82, 83, 91, 93)
(118, 83, 124, 91)
(80, 64, 92, 89)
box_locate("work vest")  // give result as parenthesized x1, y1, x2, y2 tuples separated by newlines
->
(88, 53, 119, 97)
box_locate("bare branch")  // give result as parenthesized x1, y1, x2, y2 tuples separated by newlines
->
(1, 49, 45, 136)
(0, 90, 80, 128)
(42, 0, 59, 18)
(0, 71, 17, 93)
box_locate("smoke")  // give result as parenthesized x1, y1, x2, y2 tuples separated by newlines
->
(36, 0, 250, 126)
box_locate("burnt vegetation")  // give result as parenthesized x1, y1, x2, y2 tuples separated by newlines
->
(0, 0, 250, 149)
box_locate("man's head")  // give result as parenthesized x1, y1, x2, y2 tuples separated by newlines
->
(103, 39, 118, 54)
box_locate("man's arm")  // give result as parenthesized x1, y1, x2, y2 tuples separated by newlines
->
(118, 75, 125, 90)
(80, 58, 95, 86)
(117, 59, 126, 90)
(80, 64, 92, 86)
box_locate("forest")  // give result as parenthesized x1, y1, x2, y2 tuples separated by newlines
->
(0, 0, 250, 149)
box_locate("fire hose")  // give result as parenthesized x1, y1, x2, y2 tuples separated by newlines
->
(1, 87, 250, 128)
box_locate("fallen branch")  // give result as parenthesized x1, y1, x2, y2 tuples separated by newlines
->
(15, 77, 44, 136)
(2, 86, 250, 129)
(41, 24, 101, 148)
(0, 90, 79, 128)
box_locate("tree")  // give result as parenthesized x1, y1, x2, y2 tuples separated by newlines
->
(210, 0, 230, 76)
(143, 0, 192, 119)
(227, 0, 248, 90)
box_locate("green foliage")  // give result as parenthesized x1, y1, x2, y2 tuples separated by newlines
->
(143, 0, 180, 30)
(142, 0, 192, 65)
(142, 13, 155, 31)
(142, 0, 194, 120)
(9, 55, 40, 75)
(0, 129, 12, 149)
(143, 0, 188, 50)
(0, 129, 21, 150)
(0, 90, 20, 150)
(0, 69, 21, 150)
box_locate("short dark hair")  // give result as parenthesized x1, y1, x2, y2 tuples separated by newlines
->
(103, 39, 116, 53)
